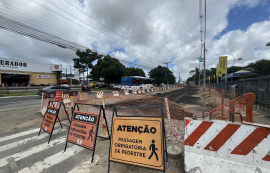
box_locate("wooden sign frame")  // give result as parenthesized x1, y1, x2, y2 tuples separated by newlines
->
(64, 103, 110, 163)
(108, 105, 167, 173)
(38, 101, 68, 144)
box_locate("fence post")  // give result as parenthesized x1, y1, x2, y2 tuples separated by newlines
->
(222, 89, 224, 119)
(246, 94, 254, 122)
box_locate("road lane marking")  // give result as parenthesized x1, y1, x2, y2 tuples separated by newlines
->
(0, 136, 67, 167)
(19, 145, 85, 173)
(0, 105, 40, 112)
(0, 128, 64, 152)
(0, 128, 40, 143)
(68, 154, 101, 173)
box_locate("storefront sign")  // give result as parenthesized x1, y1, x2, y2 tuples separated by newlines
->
(0, 57, 62, 73)
(0, 59, 27, 69)
(66, 111, 100, 150)
(51, 64, 62, 71)
(37, 75, 51, 79)
(41, 106, 59, 134)
(109, 116, 164, 171)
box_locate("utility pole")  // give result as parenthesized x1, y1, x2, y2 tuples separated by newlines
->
(163, 62, 171, 87)
(199, 63, 201, 87)
(179, 73, 181, 83)
(70, 65, 72, 86)
(203, 0, 207, 90)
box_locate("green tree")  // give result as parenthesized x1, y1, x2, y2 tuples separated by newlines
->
(149, 65, 175, 85)
(90, 55, 126, 84)
(73, 49, 102, 77)
(247, 59, 270, 76)
(125, 67, 145, 77)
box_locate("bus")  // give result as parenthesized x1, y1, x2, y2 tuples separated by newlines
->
(121, 76, 155, 90)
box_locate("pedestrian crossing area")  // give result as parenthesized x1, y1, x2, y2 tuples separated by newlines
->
(0, 125, 103, 173)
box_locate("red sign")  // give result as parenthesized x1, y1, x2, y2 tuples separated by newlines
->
(67, 111, 100, 150)
(41, 106, 58, 134)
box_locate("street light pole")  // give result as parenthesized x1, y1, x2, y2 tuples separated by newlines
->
(226, 54, 243, 87)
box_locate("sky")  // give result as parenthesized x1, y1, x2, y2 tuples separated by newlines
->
(0, 0, 269, 81)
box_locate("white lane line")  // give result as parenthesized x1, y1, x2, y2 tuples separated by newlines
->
(0, 105, 40, 112)
(19, 145, 85, 173)
(0, 136, 67, 167)
(68, 154, 100, 173)
(0, 128, 40, 142)
(0, 128, 64, 152)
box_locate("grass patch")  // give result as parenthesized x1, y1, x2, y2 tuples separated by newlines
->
(0, 91, 38, 97)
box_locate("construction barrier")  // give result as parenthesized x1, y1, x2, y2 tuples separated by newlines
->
(96, 91, 103, 99)
(55, 91, 62, 101)
(184, 117, 270, 173)
(62, 94, 71, 104)
(124, 89, 129, 95)
(209, 92, 256, 122)
(112, 91, 119, 97)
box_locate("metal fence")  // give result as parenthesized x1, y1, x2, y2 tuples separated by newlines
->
(237, 76, 270, 116)
(207, 75, 270, 117)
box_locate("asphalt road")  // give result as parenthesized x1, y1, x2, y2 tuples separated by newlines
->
(154, 86, 202, 105)
(0, 95, 41, 112)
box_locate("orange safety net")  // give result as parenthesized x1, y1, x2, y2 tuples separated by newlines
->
(209, 92, 255, 122)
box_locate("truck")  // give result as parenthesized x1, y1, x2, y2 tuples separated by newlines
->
(88, 81, 108, 88)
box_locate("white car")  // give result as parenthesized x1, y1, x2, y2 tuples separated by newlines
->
(113, 84, 121, 90)
(61, 84, 70, 87)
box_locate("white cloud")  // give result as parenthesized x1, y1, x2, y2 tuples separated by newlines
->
(0, 0, 269, 81)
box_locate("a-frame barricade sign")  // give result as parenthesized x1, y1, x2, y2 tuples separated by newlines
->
(108, 106, 167, 173)
(38, 101, 68, 144)
(64, 103, 110, 163)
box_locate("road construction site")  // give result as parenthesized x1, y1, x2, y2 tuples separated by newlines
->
(0, 86, 269, 173)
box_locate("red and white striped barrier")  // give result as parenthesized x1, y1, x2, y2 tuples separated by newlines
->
(112, 91, 119, 97)
(184, 118, 270, 173)
(96, 91, 104, 99)
(49, 101, 60, 108)
(62, 94, 71, 104)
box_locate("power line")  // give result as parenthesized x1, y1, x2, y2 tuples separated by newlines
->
(63, 0, 156, 57)
(34, 0, 162, 63)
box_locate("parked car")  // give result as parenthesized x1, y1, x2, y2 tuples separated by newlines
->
(61, 84, 70, 87)
(113, 84, 121, 90)
(37, 86, 78, 98)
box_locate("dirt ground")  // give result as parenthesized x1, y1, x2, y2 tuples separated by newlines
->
(3, 86, 269, 172)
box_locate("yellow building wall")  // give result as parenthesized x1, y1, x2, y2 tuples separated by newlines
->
(0, 70, 57, 86)
(29, 72, 57, 85)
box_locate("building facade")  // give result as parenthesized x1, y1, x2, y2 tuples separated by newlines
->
(0, 57, 62, 86)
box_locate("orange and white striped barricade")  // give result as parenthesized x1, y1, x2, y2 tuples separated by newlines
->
(184, 117, 270, 173)
(49, 101, 60, 108)
(96, 91, 104, 99)
(55, 91, 62, 101)
(112, 90, 119, 97)
(124, 89, 129, 95)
